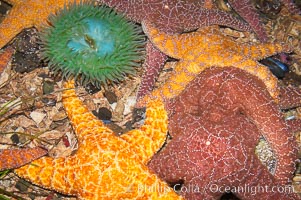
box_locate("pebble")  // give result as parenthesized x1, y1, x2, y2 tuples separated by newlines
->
(30, 110, 46, 125)
(93, 107, 112, 121)
(15, 179, 29, 192)
(10, 133, 19, 144)
(84, 83, 101, 94)
(43, 80, 55, 94)
(11, 29, 44, 73)
(123, 96, 136, 116)
(104, 90, 118, 104)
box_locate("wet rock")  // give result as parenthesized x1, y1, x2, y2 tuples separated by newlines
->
(93, 107, 112, 121)
(255, 0, 282, 19)
(15, 179, 30, 192)
(106, 123, 125, 136)
(10, 133, 19, 144)
(132, 107, 146, 123)
(0, 0, 11, 17)
(104, 90, 118, 104)
(42, 97, 57, 107)
(43, 80, 55, 94)
(84, 82, 101, 94)
(11, 28, 45, 73)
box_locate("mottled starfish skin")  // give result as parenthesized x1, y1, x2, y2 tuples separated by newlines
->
(136, 22, 291, 107)
(97, 0, 252, 99)
(137, 42, 168, 98)
(148, 67, 299, 200)
(0, 0, 86, 49)
(0, 47, 14, 74)
(98, 0, 252, 34)
(15, 80, 182, 200)
(227, 0, 269, 42)
(229, 0, 300, 42)
(0, 147, 47, 171)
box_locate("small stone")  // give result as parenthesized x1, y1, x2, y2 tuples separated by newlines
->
(10, 133, 19, 144)
(52, 111, 67, 122)
(15, 179, 30, 192)
(43, 80, 55, 94)
(84, 83, 101, 94)
(106, 123, 125, 136)
(42, 97, 57, 106)
(132, 107, 146, 123)
(124, 96, 136, 115)
(93, 107, 112, 121)
(30, 110, 46, 125)
(104, 90, 118, 104)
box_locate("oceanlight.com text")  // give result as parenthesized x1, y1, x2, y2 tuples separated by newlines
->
(209, 184, 295, 196)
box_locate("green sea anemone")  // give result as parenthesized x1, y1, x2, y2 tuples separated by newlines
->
(40, 1, 145, 86)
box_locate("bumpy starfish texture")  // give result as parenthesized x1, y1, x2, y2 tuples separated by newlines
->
(148, 67, 300, 200)
(97, 0, 252, 99)
(98, 0, 252, 34)
(0, 47, 14, 74)
(227, 0, 300, 42)
(0, 0, 87, 49)
(136, 22, 291, 107)
(0, 147, 47, 171)
(15, 80, 182, 199)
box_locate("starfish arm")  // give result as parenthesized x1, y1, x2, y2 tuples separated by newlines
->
(15, 156, 78, 195)
(99, 0, 251, 34)
(287, 119, 301, 133)
(279, 86, 301, 109)
(0, 0, 84, 49)
(137, 61, 279, 107)
(228, 0, 268, 42)
(142, 21, 202, 59)
(222, 75, 298, 183)
(136, 41, 168, 100)
(136, 60, 199, 107)
(120, 99, 168, 164)
(0, 2, 35, 48)
(281, 0, 301, 14)
(240, 42, 292, 61)
(0, 47, 14, 74)
(92, 160, 183, 199)
(0, 147, 47, 170)
(62, 80, 115, 142)
(148, 134, 194, 184)
(194, 8, 252, 32)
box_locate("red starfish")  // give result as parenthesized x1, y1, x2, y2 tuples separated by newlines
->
(0, 147, 47, 170)
(97, 0, 252, 99)
(148, 67, 300, 199)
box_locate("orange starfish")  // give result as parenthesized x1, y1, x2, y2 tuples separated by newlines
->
(137, 22, 291, 107)
(0, 47, 14, 74)
(15, 80, 182, 199)
(0, 0, 85, 49)
(0, 147, 47, 171)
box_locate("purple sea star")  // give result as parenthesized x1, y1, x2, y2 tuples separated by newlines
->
(148, 67, 300, 200)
